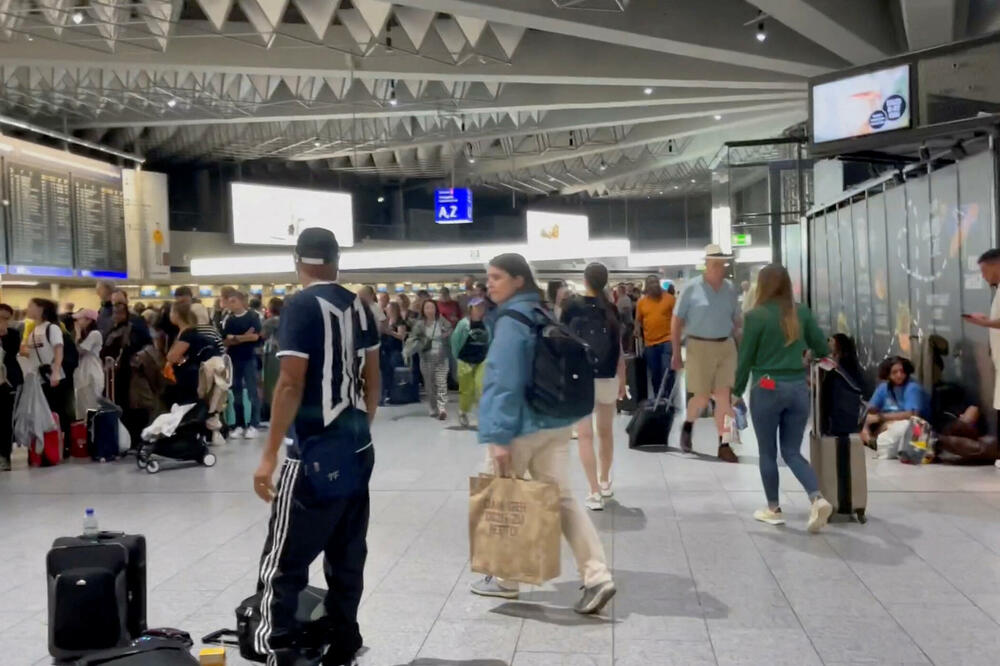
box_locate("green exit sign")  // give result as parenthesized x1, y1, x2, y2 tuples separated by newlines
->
(732, 233, 752, 247)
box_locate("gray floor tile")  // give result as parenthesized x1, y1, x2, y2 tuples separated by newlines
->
(708, 627, 823, 666)
(612, 639, 717, 666)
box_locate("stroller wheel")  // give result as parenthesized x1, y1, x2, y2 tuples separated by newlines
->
(145, 459, 160, 474)
(202, 453, 217, 467)
(136, 457, 147, 469)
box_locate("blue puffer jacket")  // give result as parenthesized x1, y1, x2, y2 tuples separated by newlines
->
(477, 292, 578, 446)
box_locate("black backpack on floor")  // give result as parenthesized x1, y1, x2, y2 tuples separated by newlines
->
(499, 306, 596, 420)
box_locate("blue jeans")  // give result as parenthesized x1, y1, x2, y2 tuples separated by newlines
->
(646, 341, 674, 399)
(232, 358, 261, 428)
(749, 379, 819, 506)
(380, 348, 403, 401)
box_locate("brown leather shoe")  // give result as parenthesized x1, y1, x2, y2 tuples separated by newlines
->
(718, 444, 738, 463)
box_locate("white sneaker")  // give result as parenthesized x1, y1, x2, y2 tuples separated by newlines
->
(243, 426, 259, 439)
(210, 432, 226, 447)
(584, 493, 604, 511)
(753, 508, 786, 526)
(459, 413, 470, 428)
(229, 427, 244, 440)
(599, 481, 613, 498)
(807, 497, 834, 533)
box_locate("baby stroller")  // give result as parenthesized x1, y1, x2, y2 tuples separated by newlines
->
(137, 401, 217, 473)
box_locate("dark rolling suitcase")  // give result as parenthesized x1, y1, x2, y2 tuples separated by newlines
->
(47, 542, 130, 659)
(53, 532, 147, 638)
(390, 366, 420, 405)
(626, 372, 677, 449)
(617, 353, 648, 413)
(809, 363, 868, 523)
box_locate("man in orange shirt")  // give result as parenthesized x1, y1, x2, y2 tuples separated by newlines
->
(635, 275, 676, 400)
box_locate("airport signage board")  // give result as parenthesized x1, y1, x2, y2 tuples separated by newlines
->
(434, 188, 473, 225)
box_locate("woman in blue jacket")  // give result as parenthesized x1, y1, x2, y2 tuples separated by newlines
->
(470, 253, 616, 615)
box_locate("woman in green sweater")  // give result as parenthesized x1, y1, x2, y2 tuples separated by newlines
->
(734, 264, 834, 533)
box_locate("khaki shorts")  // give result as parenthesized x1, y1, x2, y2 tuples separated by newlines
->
(685, 338, 737, 395)
(594, 377, 618, 406)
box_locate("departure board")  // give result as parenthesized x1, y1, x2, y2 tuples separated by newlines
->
(7, 163, 74, 268)
(73, 177, 127, 276)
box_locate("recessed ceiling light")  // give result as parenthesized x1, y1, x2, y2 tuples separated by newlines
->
(377, 195, 385, 203)
(72, 10, 84, 24)
(690, 178, 696, 183)
(673, 185, 679, 190)
(468, 156, 476, 164)
(313, 141, 322, 148)
(598, 160, 607, 171)
(548, 175, 556, 181)
(26, 35, 33, 41)
(643, 87, 653, 95)
(659, 191, 663, 194)
(713, 114, 722, 120)
(756, 22, 766, 42)
(166, 98, 177, 108)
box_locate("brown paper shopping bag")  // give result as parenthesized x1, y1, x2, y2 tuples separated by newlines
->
(468, 474, 561, 585)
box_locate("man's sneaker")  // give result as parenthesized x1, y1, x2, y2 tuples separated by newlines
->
(807, 497, 834, 533)
(718, 444, 738, 463)
(244, 426, 260, 439)
(679, 427, 693, 453)
(459, 412, 470, 427)
(574, 580, 616, 615)
(599, 481, 613, 498)
(584, 493, 604, 511)
(753, 508, 785, 526)
(229, 427, 244, 440)
(470, 575, 519, 599)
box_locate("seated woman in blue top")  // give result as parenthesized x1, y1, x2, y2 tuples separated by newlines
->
(861, 356, 930, 459)
(471, 252, 616, 615)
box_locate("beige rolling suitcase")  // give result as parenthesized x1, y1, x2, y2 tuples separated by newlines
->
(809, 363, 868, 523)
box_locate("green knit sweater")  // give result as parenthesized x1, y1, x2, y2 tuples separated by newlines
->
(733, 302, 829, 395)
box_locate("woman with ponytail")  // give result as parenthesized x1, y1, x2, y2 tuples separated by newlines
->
(561, 262, 625, 510)
(733, 263, 834, 533)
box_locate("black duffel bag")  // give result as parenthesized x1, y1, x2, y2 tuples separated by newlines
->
(74, 637, 196, 665)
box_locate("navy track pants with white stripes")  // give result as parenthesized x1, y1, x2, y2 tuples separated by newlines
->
(254, 457, 370, 665)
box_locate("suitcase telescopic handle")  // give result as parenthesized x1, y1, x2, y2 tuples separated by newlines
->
(201, 628, 240, 646)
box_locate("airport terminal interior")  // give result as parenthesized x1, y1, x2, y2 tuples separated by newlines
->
(1, 1, 1000, 664)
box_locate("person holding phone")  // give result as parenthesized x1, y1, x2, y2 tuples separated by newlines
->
(964, 249, 1000, 440)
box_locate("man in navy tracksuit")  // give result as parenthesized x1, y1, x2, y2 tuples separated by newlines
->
(252, 228, 380, 666)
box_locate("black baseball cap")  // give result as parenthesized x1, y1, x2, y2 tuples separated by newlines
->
(294, 227, 339, 265)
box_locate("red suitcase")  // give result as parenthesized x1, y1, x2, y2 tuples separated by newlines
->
(70, 421, 89, 459)
(29, 421, 62, 467)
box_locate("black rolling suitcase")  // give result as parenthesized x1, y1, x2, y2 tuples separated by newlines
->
(617, 353, 648, 413)
(390, 366, 420, 404)
(626, 372, 677, 449)
(47, 541, 130, 659)
(52, 532, 147, 639)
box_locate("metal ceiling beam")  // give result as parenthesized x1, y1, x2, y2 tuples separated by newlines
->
(390, 0, 841, 76)
(750, 0, 895, 65)
(66, 88, 805, 129)
(0, 23, 807, 89)
(900, 0, 964, 50)
(558, 110, 805, 194)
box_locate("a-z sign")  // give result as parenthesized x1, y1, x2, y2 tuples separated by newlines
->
(434, 188, 473, 225)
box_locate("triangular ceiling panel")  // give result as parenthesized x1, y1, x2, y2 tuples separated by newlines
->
(292, 0, 340, 40)
(454, 15, 488, 46)
(352, 0, 391, 38)
(194, 0, 234, 31)
(489, 23, 526, 60)
(393, 6, 435, 50)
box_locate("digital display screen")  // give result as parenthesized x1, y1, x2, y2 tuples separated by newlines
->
(434, 188, 473, 225)
(526, 211, 589, 246)
(812, 64, 911, 143)
(231, 183, 354, 247)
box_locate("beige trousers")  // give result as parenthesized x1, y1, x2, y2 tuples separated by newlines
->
(487, 426, 612, 589)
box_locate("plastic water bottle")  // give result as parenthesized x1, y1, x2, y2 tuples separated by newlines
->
(83, 508, 99, 537)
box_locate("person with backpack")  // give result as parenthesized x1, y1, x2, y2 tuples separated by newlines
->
(450, 297, 491, 427)
(0, 304, 23, 470)
(22, 298, 75, 451)
(733, 263, 833, 532)
(471, 253, 616, 615)
(561, 263, 625, 511)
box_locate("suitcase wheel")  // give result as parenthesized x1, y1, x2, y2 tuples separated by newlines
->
(145, 459, 160, 474)
(136, 453, 148, 469)
(855, 508, 867, 524)
(202, 453, 217, 467)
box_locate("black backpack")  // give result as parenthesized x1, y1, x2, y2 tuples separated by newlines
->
(566, 298, 618, 378)
(458, 322, 490, 364)
(499, 306, 596, 420)
(38, 323, 78, 378)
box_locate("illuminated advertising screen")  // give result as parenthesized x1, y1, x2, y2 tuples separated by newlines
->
(812, 64, 911, 144)
(434, 188, 473, 224)
(526, 211, 589, 247)
(231, 183, 354, 247)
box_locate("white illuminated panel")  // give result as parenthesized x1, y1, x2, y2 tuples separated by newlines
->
(526, 211, 589, 246)
(231, 182, 354, 247)
(190, 239, 631, 276)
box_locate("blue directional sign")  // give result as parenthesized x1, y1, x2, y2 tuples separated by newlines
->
(434, 188, 473, 225)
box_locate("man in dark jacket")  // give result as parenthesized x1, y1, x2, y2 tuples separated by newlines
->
(96, 281, 115, 339)
(0, 304, 24, 470)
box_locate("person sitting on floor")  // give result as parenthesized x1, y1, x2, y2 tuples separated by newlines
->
(861, 356, 930, 459)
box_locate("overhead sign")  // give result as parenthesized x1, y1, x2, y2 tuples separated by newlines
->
(230, 182, 354, 247)
(434, 188, 473, 225)
(732, 233, 752, 247)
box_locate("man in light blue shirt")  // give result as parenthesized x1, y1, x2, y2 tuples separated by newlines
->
(671, 244, 742, 461)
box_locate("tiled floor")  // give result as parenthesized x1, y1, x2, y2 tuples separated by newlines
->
(4, 398, 1000, 665)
